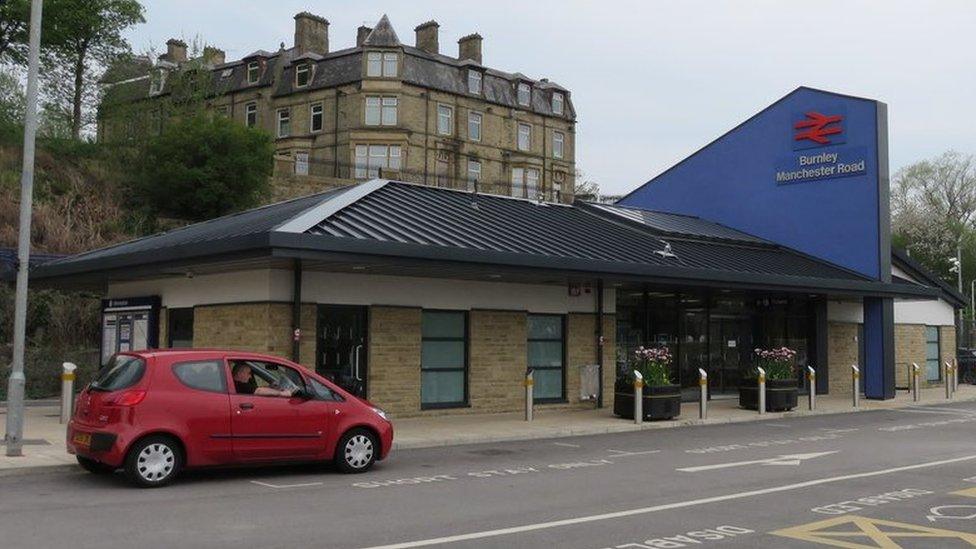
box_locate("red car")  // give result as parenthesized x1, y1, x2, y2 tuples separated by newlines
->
(67, 349, 394, 487)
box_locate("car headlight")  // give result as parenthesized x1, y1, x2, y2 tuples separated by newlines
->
(372, 407, 389, 421)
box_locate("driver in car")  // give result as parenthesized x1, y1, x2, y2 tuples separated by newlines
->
(232, 363, 296, 397)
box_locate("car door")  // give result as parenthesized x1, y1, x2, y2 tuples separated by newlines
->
(227, 358, 330, 462)
(168, 358, 234, 465)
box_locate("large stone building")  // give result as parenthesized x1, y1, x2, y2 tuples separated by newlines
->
(98, 13, 577, 202)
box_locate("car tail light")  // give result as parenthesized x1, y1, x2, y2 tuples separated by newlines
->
(105, 390, 147, 407)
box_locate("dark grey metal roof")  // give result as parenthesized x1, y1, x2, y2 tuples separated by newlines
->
(32, 180, 943, 301)
(580, 202, 768, 244)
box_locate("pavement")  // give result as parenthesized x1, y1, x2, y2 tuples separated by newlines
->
(1, 400, 975, 548)
(2, 384, 975, 472)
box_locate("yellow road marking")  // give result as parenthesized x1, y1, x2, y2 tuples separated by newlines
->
(771, 515, 976, 548)
(953, 487, 976, 498)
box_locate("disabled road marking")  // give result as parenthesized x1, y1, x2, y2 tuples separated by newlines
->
(772, 515, 976, 547)
(927, 504, 976, 522)
(360, 454, 976, 548)
(676, 451, 837, 472)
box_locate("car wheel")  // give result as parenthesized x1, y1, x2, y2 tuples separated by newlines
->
(334, 428, 377, 474)
(123, 435, 182, 488)
(76, 456, 115, 475)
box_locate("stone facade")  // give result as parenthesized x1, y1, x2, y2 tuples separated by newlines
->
(367, 306, 423, 417)
(98, 13, 577, 203)
(467, 310, 527, 413)
(894, 324, 925, 388)
(827, 322, 859, 396)
(940, 325, 957, 384)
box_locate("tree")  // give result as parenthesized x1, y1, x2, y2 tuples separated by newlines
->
(0, 65, 24, 140)
(41, 0, 144, 138)
(0, 0, 29, 62)
(891, 151, 976, 290)
(132, 114, 274, 221)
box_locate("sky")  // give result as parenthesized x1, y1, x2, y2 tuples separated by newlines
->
(124, 0, 976, 196)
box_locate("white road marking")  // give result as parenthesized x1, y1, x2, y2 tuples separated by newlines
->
(910, 406, 976, 416)
(897, 407, 976, 417)
(607, 449, 661, 457)
(927, 504, 976, 522)
(553, 442, 581, 448)
(361, 453, 976, 549)
(249, 480, 324, 489)
(676, 451, 838, 472)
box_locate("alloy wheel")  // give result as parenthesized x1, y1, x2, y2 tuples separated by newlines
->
(344, 434, 374, 469)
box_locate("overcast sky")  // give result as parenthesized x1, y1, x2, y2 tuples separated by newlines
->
(125, 0, 976, 196)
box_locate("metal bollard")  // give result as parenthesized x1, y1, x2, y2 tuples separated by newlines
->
(524, 369, 534, 422)
(807, 366, 816, 411)
(945, 361, 952, 400)
(698, 368, 708, 420)
(757, 367, 766, 415)
(912, 363, 920, 402)
(955, 358, 960, 393)
(633, 370, 644, 425)
(60, 362, 78, 424)
(851, 365, 860, 409)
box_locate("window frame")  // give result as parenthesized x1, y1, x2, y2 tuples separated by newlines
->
(467, 159, 481, 189)
(276, 107, 291, 138)
(467, 70, 482, 95)
(468, 111, 482, 142)
(553, 130, 565, 159)
(517, 123, 531, 151)
(167, 307, 194, 348)
(365, 96, 397, 126)
(244, 102, 257, 128)
(295, 151, 309, 176)
(366, 51, 398, 77)
(420, 309, 469, 410)
(551, 92, 564, 115)
(172, 360, 227, 394)
(517, 82, 531, 107)
(925, 325, 942, 382)
(310, 102, 324, 133)
(527, 314, 567, 403)
(355, 144, 402, 179)
(295, 63, 311, 87)
(511, 167, 525, 198)
(228, 359, 307, 398)
(437, 104, 454, 136)
(246, 61, 261, 85)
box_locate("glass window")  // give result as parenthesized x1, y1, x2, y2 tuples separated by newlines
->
(355, 144, 401, 179)
(295, 151, 309, 176)
(230, 360, 306, 396)
(518, 123, 531, 151)
(526, 168, 539, 199)
(244, 102, 257, 128)
(528, 315, 564, 401)
(91, 355, 146, 392)
(277, 108, 290, 137)
(310, 102, 323, 132)
(552, 171, 565, 202)
(383, 52, 398, 77)
(366, 52, 382, 77)
(468, 112, 482, 142)
(365, 97, 381, 125)
(246, 61, 260, 84)
(467, 159, 481, 189)
(309, 377, 340, 401)
(511, 167, 525, 198)
(436, 156, 450, 187)
(295, 63, 310, 87)
(173, 360, 226, 393)
(468, 70, 482, 94)
(366, 96, 397, 126)
(925, 326, 941, 381)
(552, 92, 564, 115)
(437, 104, 453, 135)
(167, 308, 193, 348)
(421, 311, 467, 407)
(553, 131, 564, 159)
(517, 82, 531, 106)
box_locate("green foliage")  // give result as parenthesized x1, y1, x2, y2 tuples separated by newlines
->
(132, 113, 273, 220)
(0, 0, 30, 63)
(0, 66, 24, 143)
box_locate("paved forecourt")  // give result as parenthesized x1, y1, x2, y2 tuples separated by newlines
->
(1, 401, 976, 548)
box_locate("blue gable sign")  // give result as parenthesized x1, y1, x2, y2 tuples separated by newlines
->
(618, 87, 889, 281)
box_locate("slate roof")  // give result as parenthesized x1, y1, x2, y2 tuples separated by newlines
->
(100, 16, 575, 120)
(31, 180, 942, 300)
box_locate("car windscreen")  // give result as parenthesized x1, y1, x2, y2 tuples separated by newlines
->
(90, 355, 146, 392)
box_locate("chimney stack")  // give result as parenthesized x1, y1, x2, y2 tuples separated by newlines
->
(458, 33, 482, 64)
(202, 46, 225, 66)
(356, 26, 373, 47)
(165, 38, 187, 63)
(294, 12, 329, 55)
(414, 20, 439, 54)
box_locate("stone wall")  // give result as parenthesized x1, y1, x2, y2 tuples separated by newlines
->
(157, 307, 169, 349)
(941, 325, 957, 385)
(467, 310, 526, 413)
(368, 306, 422, 416)
(827, 322, 859, 396)
(566, 313, 616, 410)
(894, 324, 925, 388)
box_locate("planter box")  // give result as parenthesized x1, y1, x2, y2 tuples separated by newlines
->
(613, 379, 682, 420)
(739, 379, 798, 411)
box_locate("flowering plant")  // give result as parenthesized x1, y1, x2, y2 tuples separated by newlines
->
(632, 345, 673, 386)
(750, 347, 798, 380)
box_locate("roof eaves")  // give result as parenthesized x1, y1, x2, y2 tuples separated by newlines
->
(892, 247, 966, 306)
(274, 179, 389, 234)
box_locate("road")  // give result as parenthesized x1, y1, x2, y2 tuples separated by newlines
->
(2, 401, 976, 548)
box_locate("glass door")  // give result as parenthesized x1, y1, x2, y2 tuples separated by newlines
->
(708, 315, 753, 395)
(316, 305, 368, 398)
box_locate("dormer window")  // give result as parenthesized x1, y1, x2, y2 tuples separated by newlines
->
(149, 70, 166, 95)
(246, 61, 261, 85)
(552, 92, 564, 115)
(468, 70, 482, 95)
(366, 51, 398, 77)
(295, 63, 311, 87)
(517, 82, 531, 107)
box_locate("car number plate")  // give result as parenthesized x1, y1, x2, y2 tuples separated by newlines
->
(72, 432, 91, 447)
